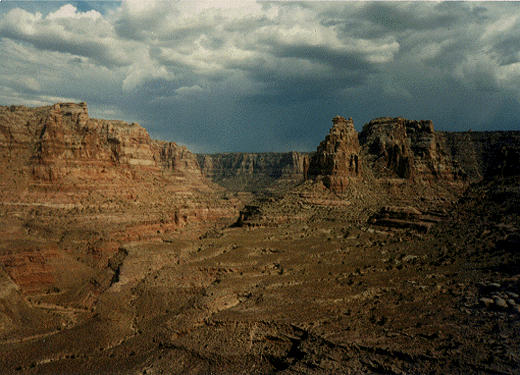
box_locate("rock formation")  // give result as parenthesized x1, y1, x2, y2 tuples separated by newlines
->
(197, 152, 310, 192)
(370, 205, 446, 233)
(308, 116, 361, 192)
(1, 102, 520, 374)
(359, 117, 454, 180)
(153, 140, 205, 182)
(0, 102, 225, 195)
(0, 103, 238, 318)
(305, 115, 520, 194)
(1, 102, 158, 189)
(442, 131, 520, 180)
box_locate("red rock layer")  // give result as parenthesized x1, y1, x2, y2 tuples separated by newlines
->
(0, 102, 238, 299)
(308, 116, 361, 192)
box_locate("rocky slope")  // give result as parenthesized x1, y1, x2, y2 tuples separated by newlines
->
(0, 103, 238, 340)
(2, 146, 518, 375)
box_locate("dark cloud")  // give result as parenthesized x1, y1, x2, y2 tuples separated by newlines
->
(0, 1, 519, 153)
(357, 2, 461, 32)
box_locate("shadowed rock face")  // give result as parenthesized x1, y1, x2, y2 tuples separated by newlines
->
(442, 131, 520, 180)
(359, 117, 454, 181)
(197, 152, 310, 192)
(306, 115, 453, 192)
(305, 115, 520, 193)
(308, 116, 361, 192)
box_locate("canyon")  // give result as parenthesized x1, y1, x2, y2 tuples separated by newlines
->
(0, 103, 519, 374)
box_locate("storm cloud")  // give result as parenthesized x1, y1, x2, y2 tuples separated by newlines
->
(1, 1, 519, 152)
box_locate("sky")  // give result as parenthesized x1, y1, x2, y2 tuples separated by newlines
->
(1, 1, 519, 153)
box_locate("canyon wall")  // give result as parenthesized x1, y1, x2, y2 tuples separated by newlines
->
(0, 103, 238, 315)
(0, 102, 239, 232)
(197, 152, 310, 192)
(1, 101, 519, 343)
(442, 131, 520, 180)
(0, 102, 208, 192)
(2, 102, 517, 200)
(193, 116, 520, 194)
(307, 115, 520, 192)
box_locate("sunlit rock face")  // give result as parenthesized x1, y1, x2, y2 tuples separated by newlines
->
(0, 102, 238, 310)
(308, 116, 361, 192)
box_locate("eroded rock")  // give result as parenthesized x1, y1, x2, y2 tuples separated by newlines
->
(308, 116, 361, 192)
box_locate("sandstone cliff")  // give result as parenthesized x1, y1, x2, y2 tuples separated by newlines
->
(0, 103, 238, 316)
(306, 115, 520, 193)
(308, 115, 361, 192)
(197, 152, 310, 192)
(0, 103, 219, 195)
(4, 103, 152, 178)
(359, 117, 455, 181)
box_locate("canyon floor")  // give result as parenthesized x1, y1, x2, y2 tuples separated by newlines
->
(1, 175, 519, 374)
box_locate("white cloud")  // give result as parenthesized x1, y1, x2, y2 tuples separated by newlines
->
(47, 4, 101, 21)
(122, 52, 174, 92)
(174, 85, 208, 97)
(0, 4, 138, 67)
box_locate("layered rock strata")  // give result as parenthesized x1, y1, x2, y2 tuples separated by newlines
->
(370, 205, 446, 233)
(153, 140, 203, 178)
(197, 152, 310, 192)
(306, 115, 520, 193)
(308, 116, 361, 192)
(0, 103, 238, 317)
(0, 102, 210, 187)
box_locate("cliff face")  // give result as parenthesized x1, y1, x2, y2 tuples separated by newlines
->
(197, 152, 310, 192)
(0, 103, 238, 306)
(359, 117, 455, 181)
(442, 131, 520, 180)
(308, 116, 361, 192)
(194, 116, 520, 195)
(4, 102, 516, 199)
(0, 103, 216, 192)
(153, 140, 203, 179)
(306, 116, 520, 193)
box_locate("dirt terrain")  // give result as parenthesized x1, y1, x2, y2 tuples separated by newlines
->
(0, 104, 519, 374)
